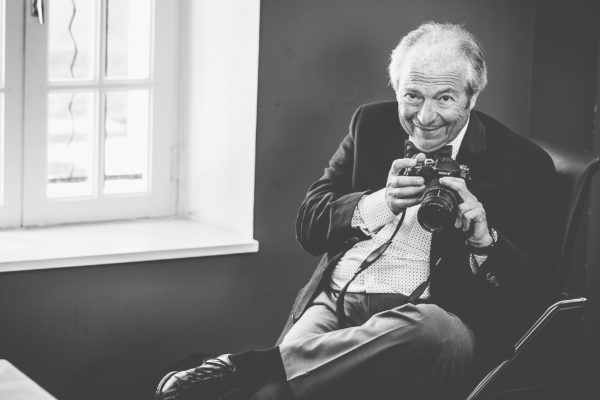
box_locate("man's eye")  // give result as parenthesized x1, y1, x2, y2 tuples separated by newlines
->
(404, 93, 419, 101)
(439, 95, 454, 102)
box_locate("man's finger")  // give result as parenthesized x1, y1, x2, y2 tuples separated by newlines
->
(388, 185, 425, 198)
(456, 202, 484, 231)
(395, 196, 422, 208)
(387, 176, 425, 187)
(439, 177, 477, 202)
(458, 201, 482, 215)
(461, 214, 471, 232)
(455, 218, 461, 229)
(389, 158, 418, 175)
(463, 208, 489, 238)
(414, 153, 427, 162)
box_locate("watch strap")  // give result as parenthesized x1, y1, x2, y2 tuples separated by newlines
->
(466, 227, 498, 255)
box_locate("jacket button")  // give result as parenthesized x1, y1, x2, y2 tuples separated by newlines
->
(486, 272, 500, 287)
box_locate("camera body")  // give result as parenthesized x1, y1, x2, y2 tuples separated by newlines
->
(404, 157, 470, 233)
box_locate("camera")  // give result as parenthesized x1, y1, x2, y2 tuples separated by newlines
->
(404, 157, 470, 233)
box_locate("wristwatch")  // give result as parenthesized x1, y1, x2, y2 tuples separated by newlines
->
(466, 227, 498, 255)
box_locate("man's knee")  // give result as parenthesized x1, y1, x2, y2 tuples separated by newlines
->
(378, 303, 475, 390)
(386, 303, 474, 358)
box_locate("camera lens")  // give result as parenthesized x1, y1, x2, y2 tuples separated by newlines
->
(417, 180, 460, 233)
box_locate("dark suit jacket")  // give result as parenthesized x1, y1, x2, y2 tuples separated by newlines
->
(277, 101, 558, 366)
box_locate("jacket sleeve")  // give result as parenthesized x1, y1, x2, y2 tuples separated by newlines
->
(477, 148, 559, 295)
(466, 146, 560, 349)
(295, 106, 372, 256)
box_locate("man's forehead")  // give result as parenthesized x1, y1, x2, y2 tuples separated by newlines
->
(405, 70, 462, 85)
(397, 46, 469, 90)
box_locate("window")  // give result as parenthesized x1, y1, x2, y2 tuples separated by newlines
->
(1, 0, 179, 227)
(0, 0, 260, 271)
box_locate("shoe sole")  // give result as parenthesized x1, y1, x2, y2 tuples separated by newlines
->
(155, 370, 179, 400)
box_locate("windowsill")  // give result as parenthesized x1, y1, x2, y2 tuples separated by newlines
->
(0, 218, 259, 273)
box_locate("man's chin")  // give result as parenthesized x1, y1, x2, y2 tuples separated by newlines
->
(411, 139, 448, 153)
(410, 130, 450, 148)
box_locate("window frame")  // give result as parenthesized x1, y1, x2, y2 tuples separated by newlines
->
(18, 0, 179, 227)
(0, 0, 24, 228)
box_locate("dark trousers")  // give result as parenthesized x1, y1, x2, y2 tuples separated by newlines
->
(277, 288, 475, 399)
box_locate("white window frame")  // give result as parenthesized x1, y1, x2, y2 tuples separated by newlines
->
(0, 0, 24, 228)
(0, 0, 260, 271)
(20, 0, 179, 226)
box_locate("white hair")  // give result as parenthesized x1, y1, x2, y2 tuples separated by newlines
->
(388, 22, 488, 97)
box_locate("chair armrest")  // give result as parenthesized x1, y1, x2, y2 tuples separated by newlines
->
(466, 297, 587, 400)
(515, 297, 586, 352)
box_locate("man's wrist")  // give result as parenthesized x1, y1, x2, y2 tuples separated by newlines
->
(466, 227, 498, 255)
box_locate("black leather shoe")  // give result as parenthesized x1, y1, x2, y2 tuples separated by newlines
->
(155, 355, 245, 400)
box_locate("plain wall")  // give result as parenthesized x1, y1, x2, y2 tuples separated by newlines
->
(0, 1, 597, 399)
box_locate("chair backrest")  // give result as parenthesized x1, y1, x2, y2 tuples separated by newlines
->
(528, 138, 600, 297)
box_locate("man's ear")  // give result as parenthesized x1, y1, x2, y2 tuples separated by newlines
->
(468, 93, 479, 110)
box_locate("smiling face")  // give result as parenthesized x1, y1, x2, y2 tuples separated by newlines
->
(396, 46, 476, 152)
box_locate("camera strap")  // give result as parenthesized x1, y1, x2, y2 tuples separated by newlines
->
(336, 209, 435, 329)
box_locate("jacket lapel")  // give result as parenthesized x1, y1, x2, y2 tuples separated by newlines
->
(457, 111, 487, 165)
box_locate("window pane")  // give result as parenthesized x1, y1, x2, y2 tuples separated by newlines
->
(47, 92, 95, 198)
(104, 90, 149, 194)
(48, 0, 96, 82)
(106, 0, 152, 80)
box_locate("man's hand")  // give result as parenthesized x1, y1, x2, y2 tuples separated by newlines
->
(385, 154, 426, 215)
(439, 177, 493, 247)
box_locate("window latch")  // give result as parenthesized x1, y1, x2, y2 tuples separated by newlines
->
(31, 0, 45, 25)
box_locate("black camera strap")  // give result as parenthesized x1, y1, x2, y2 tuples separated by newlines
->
(336, 209, 435, 329)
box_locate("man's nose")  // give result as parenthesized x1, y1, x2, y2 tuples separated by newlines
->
(417, 100, 437, 126)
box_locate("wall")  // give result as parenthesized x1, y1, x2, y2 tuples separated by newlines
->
(530, 0, 598, 149)
(178, 0, 259, 237)
(1, 1, 591, 399)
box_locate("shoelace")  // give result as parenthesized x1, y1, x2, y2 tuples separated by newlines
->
(180, 358, 234, 385)
(160, 357, 239, 400)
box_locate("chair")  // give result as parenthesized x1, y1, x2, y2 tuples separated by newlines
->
(466, 138, 600, 400)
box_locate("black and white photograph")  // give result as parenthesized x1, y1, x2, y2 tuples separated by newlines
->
(0, 1, 599, 399)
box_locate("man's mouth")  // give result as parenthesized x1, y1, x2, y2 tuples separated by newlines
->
(412, 121, 444, 132)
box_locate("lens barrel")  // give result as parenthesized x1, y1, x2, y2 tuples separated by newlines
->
(417, 180, 460, 233)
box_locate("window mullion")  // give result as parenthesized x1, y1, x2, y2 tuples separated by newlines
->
(97, 0, 106, 199)
(97, 89, 104, 198)
(22, 3, 50, 226)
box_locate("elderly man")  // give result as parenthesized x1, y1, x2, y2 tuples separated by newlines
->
(156, 22, 557, 400)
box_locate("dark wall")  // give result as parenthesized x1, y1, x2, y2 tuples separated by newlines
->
(530, 0, 599, 149)
(1, 1, 597, 399)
